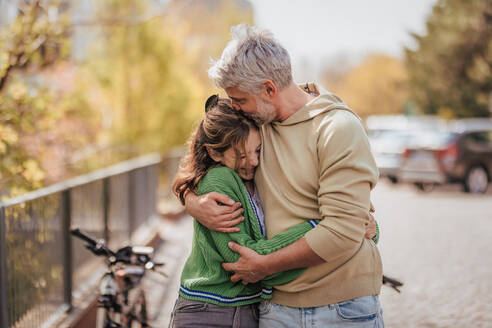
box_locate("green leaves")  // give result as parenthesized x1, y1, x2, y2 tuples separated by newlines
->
(0, 1, 90, 197)
(405, 0, 492, 118)
(1, 0, 254, 198)
(322, 54, 409, 118)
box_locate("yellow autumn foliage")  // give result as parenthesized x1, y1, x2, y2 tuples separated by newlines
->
(323, 54, 409, 118)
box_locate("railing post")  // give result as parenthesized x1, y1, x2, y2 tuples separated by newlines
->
(128, 170, 136, 240)
(103, 178, 110, 244)
(0, 207, 9, 328)
(150, 164, 158, 217)
(61, 190, 72, 312)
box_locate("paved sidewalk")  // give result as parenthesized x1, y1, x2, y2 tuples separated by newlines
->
(143, 215, 193, 327)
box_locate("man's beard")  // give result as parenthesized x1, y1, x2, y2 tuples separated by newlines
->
(246, 97, 277, 125)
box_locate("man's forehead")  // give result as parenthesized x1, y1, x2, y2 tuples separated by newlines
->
(229, 95, 245, 102)
(225, 87, 250, 99)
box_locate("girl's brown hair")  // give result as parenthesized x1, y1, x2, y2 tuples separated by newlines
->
(172, 96, 258, 205)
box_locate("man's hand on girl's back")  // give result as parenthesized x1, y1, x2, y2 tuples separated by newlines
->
(185, 192, 244, 233)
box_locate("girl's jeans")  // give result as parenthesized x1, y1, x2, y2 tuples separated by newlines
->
(169, 296, 259, 328)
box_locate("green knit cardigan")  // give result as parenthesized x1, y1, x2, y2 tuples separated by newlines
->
(178, 166, 320, 307)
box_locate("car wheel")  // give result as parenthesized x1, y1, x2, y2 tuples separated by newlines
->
(414, 182, 435, 192)
(464, 166, 488, 194)
(388, 176, 398, 184)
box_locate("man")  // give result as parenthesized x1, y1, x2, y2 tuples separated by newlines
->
(185, 24, 383, 327)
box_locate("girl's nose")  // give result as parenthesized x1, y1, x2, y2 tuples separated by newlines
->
(249, 155, 259, 168)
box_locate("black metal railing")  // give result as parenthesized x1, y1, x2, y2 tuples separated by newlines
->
(0, 154, 161, 328)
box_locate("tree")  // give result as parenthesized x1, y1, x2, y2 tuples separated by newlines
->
(405, 0, 492, 118)
(322, 54, 409, 118)
(0, 4, 93, 324)
(165, 0, 254, 85)
(1, 0, 255, 196)
(0, 0, 95, 197)
(80, 0, 254, 158)
(77, 0, 202, 157)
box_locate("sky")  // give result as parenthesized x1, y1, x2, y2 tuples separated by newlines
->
(249, 0, 438, 80)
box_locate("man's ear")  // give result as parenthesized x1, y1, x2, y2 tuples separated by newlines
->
(261, 80, 277, 99)
(206, 146, 222, 163)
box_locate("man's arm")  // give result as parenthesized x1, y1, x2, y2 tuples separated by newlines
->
(184, 191, 245, 233)
(302, 111, 378, 265)
(223, 216, 378, 284)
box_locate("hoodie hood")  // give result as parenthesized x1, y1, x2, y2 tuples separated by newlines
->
(276, 82, 360, 126)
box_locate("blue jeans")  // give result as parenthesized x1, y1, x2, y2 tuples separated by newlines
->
(259, 295, 384, 328)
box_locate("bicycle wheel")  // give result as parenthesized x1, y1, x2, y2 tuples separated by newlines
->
(97, 306, 122, 328)
(128, 289, 148, 328)
(96, 308, 106, 328)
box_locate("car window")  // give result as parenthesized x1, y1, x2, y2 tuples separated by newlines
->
(411, 131, 456, 148)
(463, 131, 492, 151)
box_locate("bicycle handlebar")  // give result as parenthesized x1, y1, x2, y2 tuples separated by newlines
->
(70, 228, 116, 257)
(70, 228, 166, 275)
(71, 228, 98, 245)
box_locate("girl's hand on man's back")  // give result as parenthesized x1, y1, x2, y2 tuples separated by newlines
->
(364, 213, 377, 240)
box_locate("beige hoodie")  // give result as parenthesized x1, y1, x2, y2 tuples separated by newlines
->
(255, 83, 382, 307)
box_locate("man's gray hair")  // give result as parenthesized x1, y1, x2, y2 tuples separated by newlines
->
(208, 24, 293, 94)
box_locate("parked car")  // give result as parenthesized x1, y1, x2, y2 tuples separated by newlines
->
(366, 115, 447, 184)
(366, 115, 447, 137)
(399, 119, 492, 193)
(369, 130, 418, 183)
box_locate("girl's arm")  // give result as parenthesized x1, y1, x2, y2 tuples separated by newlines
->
(197, 167, 316, 286)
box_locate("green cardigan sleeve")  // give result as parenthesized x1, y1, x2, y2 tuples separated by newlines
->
(373, 220, 380, 244)
(197, 167, 318, 286)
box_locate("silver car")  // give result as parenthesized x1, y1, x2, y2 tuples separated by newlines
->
(369, 130, 419, 183)
(366, 115, 447, 184)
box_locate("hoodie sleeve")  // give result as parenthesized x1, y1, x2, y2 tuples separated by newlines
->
(304, 110, 378, 265)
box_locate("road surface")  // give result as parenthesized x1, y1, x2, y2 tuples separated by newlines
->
(152, 180, 492, 327)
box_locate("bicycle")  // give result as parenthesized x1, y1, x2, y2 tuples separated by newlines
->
(71, 228, 167, 328)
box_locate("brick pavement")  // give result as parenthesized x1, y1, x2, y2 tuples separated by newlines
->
(144, 180, 492, 327)
(143, 215, 193, 327)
